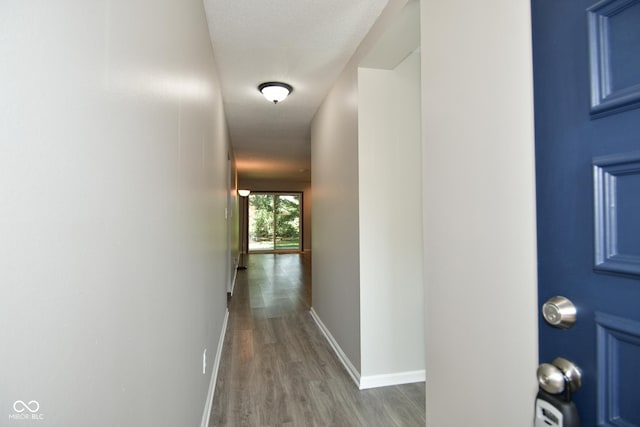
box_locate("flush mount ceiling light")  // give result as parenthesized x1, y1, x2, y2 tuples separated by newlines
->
(258, 82, 293, 104)
(238, 189, 251, 197)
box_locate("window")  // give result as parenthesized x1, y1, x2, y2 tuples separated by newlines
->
(248, 193, 302, 252)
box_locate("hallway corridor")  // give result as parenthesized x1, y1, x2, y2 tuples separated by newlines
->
(209, 253, 426, 426)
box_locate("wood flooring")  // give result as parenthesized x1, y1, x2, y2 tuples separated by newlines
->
(209, 253, 426, 426)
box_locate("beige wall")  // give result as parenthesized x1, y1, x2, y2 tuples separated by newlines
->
(421, 0, 539, 425)
(229, 154, 240, 291)
(312, 0, 538, 417)
(311, 0, 418, 381)
(311, 63, 363, 369)
(0, 1, 230, 425)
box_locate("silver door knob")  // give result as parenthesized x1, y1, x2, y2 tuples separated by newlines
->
(537, 357, 582, 395)
(552, 357, 582, 392)
(542, 296, 577, 329)
(537, 363, 565, 394)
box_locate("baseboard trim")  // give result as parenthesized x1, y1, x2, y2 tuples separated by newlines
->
(309, 309, 426, 391)
(309, 307, 361, 388)
(229, 266, 238, 296)
(359, 370, 426, 390)
(229, 256, 240, 296)
(201, 308, 229, 427)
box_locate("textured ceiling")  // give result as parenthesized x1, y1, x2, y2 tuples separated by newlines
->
(204, 0, 389, 182)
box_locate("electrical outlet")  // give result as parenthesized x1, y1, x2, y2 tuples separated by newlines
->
(202, 349, 207, 374)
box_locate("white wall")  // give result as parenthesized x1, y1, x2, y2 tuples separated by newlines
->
(358, 50, 425, 382)
(0, 1, 229, 426)
(420, 0, 539, 425)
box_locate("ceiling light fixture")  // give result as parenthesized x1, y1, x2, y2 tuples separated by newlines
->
(238, 189, 251, 197)
(258, 82, 293, 104)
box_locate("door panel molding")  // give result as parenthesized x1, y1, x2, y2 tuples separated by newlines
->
(588, 0, 640, 117)
(593, 152, 640, 276)
(596, 312, 640, 426)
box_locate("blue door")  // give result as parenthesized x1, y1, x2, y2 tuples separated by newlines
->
(532, 0, 640, 425)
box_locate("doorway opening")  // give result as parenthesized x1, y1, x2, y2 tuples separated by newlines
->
(248, 192, 302, 252)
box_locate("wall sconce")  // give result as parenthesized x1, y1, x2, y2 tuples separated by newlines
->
(238, 189, 251, 197)
(258, 82, 293, 104)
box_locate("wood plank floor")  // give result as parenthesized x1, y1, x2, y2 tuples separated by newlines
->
(209, 253, 426, 427)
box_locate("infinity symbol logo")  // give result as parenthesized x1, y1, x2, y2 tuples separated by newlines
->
(13, 400, 40, 413)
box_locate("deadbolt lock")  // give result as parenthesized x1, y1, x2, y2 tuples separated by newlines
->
(542, 296, 577, 329)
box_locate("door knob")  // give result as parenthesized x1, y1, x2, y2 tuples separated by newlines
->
(537, 363, 566, 394)
(551, 357, 582, 392)
(537, 357, 582, 395)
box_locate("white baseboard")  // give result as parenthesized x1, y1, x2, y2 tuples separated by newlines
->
(201, 308, 229, 427)
(309, 307, 361, 388)
(359, 370, 426, 390)
(228, 256, 240, 296)
(309, 308, 426, 391)
(229, 265, 238, 297)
